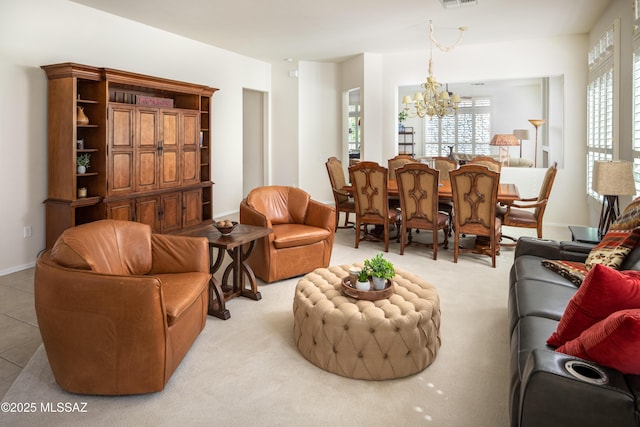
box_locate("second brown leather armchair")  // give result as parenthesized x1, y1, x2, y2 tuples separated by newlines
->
(240, 186, 336, 283)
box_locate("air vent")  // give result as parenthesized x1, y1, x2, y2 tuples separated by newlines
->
(440, 0, 478, 8)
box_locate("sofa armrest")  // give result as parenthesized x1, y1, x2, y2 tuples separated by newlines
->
(150, 234, 209, 274)
(518, 349, 636, 427)
(305, 200, 336, 232)
(514, 237, 593, 263)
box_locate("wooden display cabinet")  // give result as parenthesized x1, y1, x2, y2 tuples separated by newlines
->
(42, 63, 217, 248)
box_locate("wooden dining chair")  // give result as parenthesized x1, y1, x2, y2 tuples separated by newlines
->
(467, 156, 502, 173)
(396, 163, 449, 259)
(450, 164, 502, 268)
(325, 156, 355, 229)
(387, 155, 415, 181)
(349, 161, 401, 252)
(500, 161, 558, 239)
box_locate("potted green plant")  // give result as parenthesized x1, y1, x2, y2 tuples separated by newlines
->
(77, 153, 91, 174)
(364, 253, 395, 290)
(356, 267, 370, 291)
(398, 111, 407, 132)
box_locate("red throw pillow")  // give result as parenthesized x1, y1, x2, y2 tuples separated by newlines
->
(556, 309, 640, 375)
(547, 264, 640, 347)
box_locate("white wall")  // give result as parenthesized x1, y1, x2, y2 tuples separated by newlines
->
(0, 0, 271, 273)
(298, 61, 341, 203)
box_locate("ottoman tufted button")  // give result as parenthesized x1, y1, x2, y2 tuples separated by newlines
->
(344, 325, 349, 331)
(358, 352, 363, 358)
(369, 328, 375, 334)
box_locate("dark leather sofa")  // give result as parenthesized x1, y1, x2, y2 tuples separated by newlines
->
(509, 236, 640, 427)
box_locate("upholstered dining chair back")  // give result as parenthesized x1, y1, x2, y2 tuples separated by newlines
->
(450, 165, 502, 267)
(467, 156, 502, 173)
(349, 161, 400, 252)
(432, 157, 458, 181)
(325, 156, 356, 229)
(387, 155, 415, 180)
(395, 163, 449, 259)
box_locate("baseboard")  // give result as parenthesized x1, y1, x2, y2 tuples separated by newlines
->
(0, 261, 36, 277)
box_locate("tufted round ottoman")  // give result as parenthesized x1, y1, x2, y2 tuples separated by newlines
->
(293, 264, 441, 380)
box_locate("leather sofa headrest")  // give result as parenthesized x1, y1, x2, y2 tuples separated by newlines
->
(51, 220, 152, 276)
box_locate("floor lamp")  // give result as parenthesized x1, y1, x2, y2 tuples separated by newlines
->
(513, 129, 529, 158)
(528, 119, 545, 167)
(592, 160, 636, 236)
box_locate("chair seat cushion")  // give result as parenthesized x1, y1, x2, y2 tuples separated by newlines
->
(337, 199, 356, 211)
(505, 208, 537, 225)
(156, 272, 209, 325)
(272, 224, 331, 249)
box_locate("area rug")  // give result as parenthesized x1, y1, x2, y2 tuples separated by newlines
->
(2, 231, 514, 426)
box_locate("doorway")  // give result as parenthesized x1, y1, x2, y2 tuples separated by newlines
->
(243, 89, 268, 196)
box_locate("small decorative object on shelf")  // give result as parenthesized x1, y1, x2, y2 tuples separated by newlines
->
(78, 187, 87, 198)
(76, 106, 89, 125)
(76, 153, 90, 174)
(364, 253, 396, 290)
(77, 139, 84, 150)
(398, 111, 407, 132)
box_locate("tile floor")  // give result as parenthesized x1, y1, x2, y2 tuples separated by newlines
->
(0, 267, 40, 398)
(0, 223, 573, 400)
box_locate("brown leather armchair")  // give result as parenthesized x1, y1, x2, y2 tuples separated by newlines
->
(34, 220, 212, 395)
(240, 186, 335, 283)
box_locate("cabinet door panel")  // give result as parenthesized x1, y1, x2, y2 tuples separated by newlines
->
(137, 196, 160, 233)
(181, 112, 200, 185)
(136, 109, 159, 192)
(106, 200, 134, 221)
(183, 189, 202, 228)
(110, 152, 134, 194)
(160, 192, 182, 233)
(108, 105, 135, 196)
(159, 111, 180, 188)
(183, 113, 199, 148)
(182, 150, 198, 184)
(111, 107, 134, 148)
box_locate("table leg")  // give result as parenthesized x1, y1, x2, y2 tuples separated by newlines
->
(221, 241, 262, 301)
(207, 276, 230, 320)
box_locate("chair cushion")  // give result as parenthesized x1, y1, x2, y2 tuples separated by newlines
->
(505, 208, 537, 225)
(51, 220, 152, 276)
(272, 224, 331, 249)
(156, 272, 209, 326)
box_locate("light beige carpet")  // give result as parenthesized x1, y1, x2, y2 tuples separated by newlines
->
(2, 226, 560, 426)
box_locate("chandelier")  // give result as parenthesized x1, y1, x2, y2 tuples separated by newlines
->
(402, 21, 466, 119)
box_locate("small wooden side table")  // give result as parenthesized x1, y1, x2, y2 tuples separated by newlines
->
(182, 224, 273, 319)
(568, 225, 601, 244)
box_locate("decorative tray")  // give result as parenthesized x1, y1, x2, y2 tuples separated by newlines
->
(341, 277, 395, 301)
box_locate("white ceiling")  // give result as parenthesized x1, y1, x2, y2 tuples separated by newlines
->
(71, 0, 611, 62)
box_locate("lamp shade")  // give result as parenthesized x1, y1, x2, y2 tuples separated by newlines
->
(490, 134, 520, 146)
(528, 119, 545, 128)
(513, 129, 529, 140)
(592, 160, 636, 196)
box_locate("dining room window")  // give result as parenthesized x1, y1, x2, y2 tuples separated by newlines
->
(587, 23, 616, 199)
(423, 97, 492, 157)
